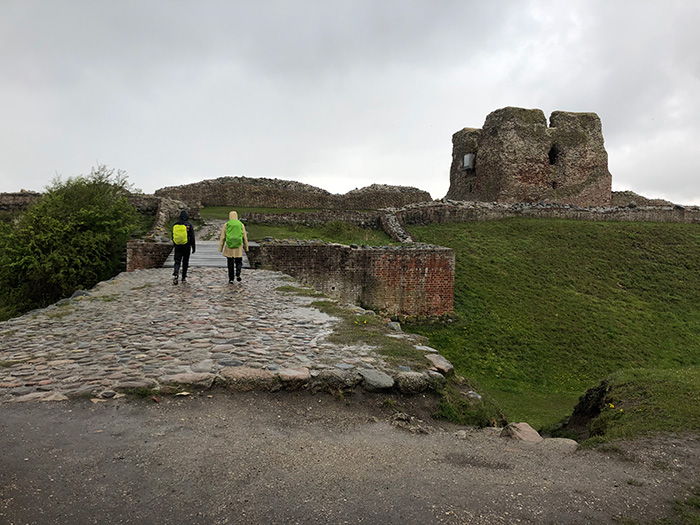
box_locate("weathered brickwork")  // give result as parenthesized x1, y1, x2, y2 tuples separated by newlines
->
(154, 177, 432, 210)
(126, 240, 173, 272)
(246, 242, 454, 317)
(446, 107, 612, 206)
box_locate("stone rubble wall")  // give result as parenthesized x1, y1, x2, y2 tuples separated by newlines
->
(154, 176, 432, 210)
(240, 210, 382, 229)
(0, 191, 41, 212)
(0, 191, 186, 232)
(379, 211, 414, 243)
(142, 195, 191, 242)
(246, 241, 454, 318)
(610, 191, 675, 208)
(391, 200, 700, 232)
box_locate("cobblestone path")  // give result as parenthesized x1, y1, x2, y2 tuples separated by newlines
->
(0, 268, 439, 403)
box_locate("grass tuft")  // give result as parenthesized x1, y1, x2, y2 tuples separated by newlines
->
(310, 300, 428, 369)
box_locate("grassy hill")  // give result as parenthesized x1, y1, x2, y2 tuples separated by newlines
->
(406, 219, 700, 430)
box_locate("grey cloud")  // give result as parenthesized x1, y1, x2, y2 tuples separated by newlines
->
(1, 0, 699, 203)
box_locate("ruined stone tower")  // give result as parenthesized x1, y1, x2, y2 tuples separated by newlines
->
(446, 107, 612, 206)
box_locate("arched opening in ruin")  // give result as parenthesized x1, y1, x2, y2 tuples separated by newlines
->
(548, 144, 560, 165)
(552, 181, 558, 190)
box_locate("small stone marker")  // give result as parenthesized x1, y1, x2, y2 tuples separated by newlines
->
(387, 322, 402, 332)
(500, 422, 543, 442)
(425, 354, 454, 376)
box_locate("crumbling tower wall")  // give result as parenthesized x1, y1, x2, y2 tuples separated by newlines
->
(446, 107, 612, 206)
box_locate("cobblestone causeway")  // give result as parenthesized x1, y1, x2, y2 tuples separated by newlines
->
(0, 268, 439, 402)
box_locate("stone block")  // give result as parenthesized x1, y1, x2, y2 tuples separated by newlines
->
(500, 422, 543, 442)
(161, 372, 216, 389)
(278, 368, 311, 390)
(425, 354, 454, 376)
(114, 378, 159, 393)
(359, 369, 395, 392)
(309, 369, 360, 394)
(395, 371, 429, 394)
(218, 366, 277, 391)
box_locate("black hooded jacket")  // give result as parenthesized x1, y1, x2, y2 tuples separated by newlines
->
(173, 210, 196, 253)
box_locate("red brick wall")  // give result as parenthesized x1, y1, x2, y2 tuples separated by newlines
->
(365, 251, 454, 316)
(126, 240, 173, 271)
(248, 242, 454, 317)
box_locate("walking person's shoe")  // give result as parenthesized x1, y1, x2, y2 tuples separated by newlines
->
(237, 276, 242, 282)
(173, 276, 178, 285)
(181, 277, 187, 283)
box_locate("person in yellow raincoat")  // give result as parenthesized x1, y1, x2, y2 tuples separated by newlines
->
(218, 210, 249, 283)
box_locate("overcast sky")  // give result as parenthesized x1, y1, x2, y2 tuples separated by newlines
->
(1, 0, 699, 204)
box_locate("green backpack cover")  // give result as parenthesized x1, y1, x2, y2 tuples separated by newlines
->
(225, 219, 243, 249)
(173, 224, 188, 245)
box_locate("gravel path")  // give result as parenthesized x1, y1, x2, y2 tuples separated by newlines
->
(2, 394, 700, 524)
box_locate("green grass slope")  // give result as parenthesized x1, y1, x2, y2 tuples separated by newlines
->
(407, 219, 700, 429)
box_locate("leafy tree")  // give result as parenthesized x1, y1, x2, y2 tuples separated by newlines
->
(0, 166, 138, 319)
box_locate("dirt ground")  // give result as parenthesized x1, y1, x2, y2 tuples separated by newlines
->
(1, 390, 699, 524)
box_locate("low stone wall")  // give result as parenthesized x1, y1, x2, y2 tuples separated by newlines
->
(0, 191, 41, 212)
(155, 176, 432, 210)
(611, 191, 675, 208)
(128, 195, 162, 215)
(241, 210, 381, 229)
(247, 241, 454, 318)
(392, 200, 700, 228)
(126, 240, 173, 272)
(143, 196, 192, 242)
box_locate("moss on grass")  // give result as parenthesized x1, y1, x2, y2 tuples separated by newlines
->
(275, 286, 327, 298)
(310, 300, 428, 370)
(0, 360, 25, 368)
(434, 380, 507, 428)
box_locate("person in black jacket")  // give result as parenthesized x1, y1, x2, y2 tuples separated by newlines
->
(172, 210, 196, 285)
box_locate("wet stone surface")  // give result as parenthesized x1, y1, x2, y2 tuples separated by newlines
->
(0, 268, 435, 402)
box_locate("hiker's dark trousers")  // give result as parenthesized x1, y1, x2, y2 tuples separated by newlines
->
(227, 257, 242, 281)
(173, 245, 191, 279)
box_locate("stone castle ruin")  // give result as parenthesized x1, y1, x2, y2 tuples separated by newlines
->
(155, 176, 431, 211)
(4, 105, 700, 318)
(446, 107, 613, 207)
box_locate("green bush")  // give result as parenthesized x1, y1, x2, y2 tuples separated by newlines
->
(0, 166, 138, 319)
